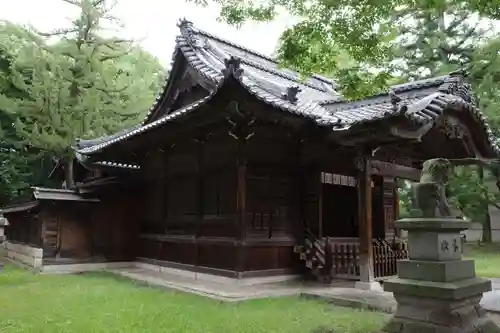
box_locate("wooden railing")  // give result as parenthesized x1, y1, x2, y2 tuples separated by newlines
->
(296, 235, 409, 281)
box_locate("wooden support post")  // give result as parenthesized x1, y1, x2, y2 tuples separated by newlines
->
(163, 147, 170, 232)
(355, 156, 381, 290)
(195, 139, 204, 238)
(318, 174, 323, 238)
(195, 138, 204, 269)
(235, 160, 247, 277)
(237, 163, 247, 240)
(226, 100, 254, 277)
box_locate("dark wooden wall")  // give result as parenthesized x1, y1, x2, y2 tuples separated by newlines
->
(5, 210, 42, 247)
(136, 123, 243, 275)
(44, 203, 91, 258)
(6, 202, 94, 259)
(6, 197, 140, 262)
(133, 119, 305, 276)
(243, 123, 301, 274)
(91, 187, 141, 261)
(131, 111, 400, 277)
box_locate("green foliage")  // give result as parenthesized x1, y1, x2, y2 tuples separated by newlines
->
(0, 0, 165, 200)
(189, 0, 500, 99)
(0, 1, 165, 157)
(0, 24, 57, 205)
(447, 167, 496, 221)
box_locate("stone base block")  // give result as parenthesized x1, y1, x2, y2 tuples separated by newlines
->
(384, 277, 491, 300)
(384, 314, 500, 333)
(398, 260, 475, 282)
(355, 280, 383, 292)
(383, 294, 500, 333)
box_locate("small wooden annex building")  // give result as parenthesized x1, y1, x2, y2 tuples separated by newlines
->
(3, 20, 499, 286)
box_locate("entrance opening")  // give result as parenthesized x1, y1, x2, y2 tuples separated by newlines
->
(321, 181, 358, 238)
(320, 174, 387, 238)
(372, 176, 386, 239)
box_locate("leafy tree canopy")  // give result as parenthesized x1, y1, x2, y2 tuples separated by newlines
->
(0, 0, 165, 188)
(190, 0, 500, 99)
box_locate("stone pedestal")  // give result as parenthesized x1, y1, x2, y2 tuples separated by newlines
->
(383, 218, 500, 333)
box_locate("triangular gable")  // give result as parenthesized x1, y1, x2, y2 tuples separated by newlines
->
(140, 19, 342, 125)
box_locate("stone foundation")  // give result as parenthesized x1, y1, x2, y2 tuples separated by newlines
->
(384, 218, 500, 333)
(2, 241, 43, 272)
(385, 293, 499, 333)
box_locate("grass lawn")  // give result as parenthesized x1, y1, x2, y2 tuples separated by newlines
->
(0, 265, 386, 333)
(465, 243, 500, 278)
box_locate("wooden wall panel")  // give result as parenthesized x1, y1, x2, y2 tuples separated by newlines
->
(92, 187, 142, 261)
(243, 245, 297, 271)
(244, 125, 298, 240)
(199, 216, 237, 237)
(158, 241, 196, 265)
(4, 212, 42, 248)
(197, 242, 236, 270)
(301, 167, 320, 236)
(137, 238, 162, 259)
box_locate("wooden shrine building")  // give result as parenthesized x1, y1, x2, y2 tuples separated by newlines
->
(3, 20, 499, 286)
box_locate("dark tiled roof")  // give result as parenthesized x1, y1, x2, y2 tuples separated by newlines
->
(137, 19, 342, 124)
(74, 20, 499, 157)
(77, 94, 214, 154)
(93, 161, 140, 170)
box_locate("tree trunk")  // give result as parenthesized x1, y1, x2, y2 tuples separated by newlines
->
(478, 166, 492, 243)
(64, 158, 76, 190)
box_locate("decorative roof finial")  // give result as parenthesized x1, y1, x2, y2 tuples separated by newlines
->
(282, 86, 301, 104)
(389, 89, 403, 112)
(223, 56, 243, 79)
(177, 18, 193, 29)
(177, 18, 202, 47)
(438, 68, 475, 104)
(389, 89, 402, 104)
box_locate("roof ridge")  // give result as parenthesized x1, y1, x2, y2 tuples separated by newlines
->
(202, 38, 331, 93)
(177, 18, 336, 87)
(319, 75, 452, 106)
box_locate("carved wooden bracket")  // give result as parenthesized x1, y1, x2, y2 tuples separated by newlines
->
(355, 156, 366, 171)
(438, 117, 467, 139)
(225, 101, 256, 141)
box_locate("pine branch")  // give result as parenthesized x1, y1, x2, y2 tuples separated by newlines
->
(38, 28, 80, 37)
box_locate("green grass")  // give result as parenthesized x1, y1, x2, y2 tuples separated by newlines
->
(0, 265, 385, 333)
(465, 243, 500, 278)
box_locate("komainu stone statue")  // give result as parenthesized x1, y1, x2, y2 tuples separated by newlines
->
(384, 156, 500, 333)
(410, 157, 498, 218)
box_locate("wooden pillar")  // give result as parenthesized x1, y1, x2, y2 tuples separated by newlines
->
(355, 155, 377, 289)
(195, 138, 205, 237)
(194, 138, 205, 268)
(235, 146, 247, 276)
(236, 162, 247, 240)
(226, 100, 253, 277)
(163, 147, 170, 232)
